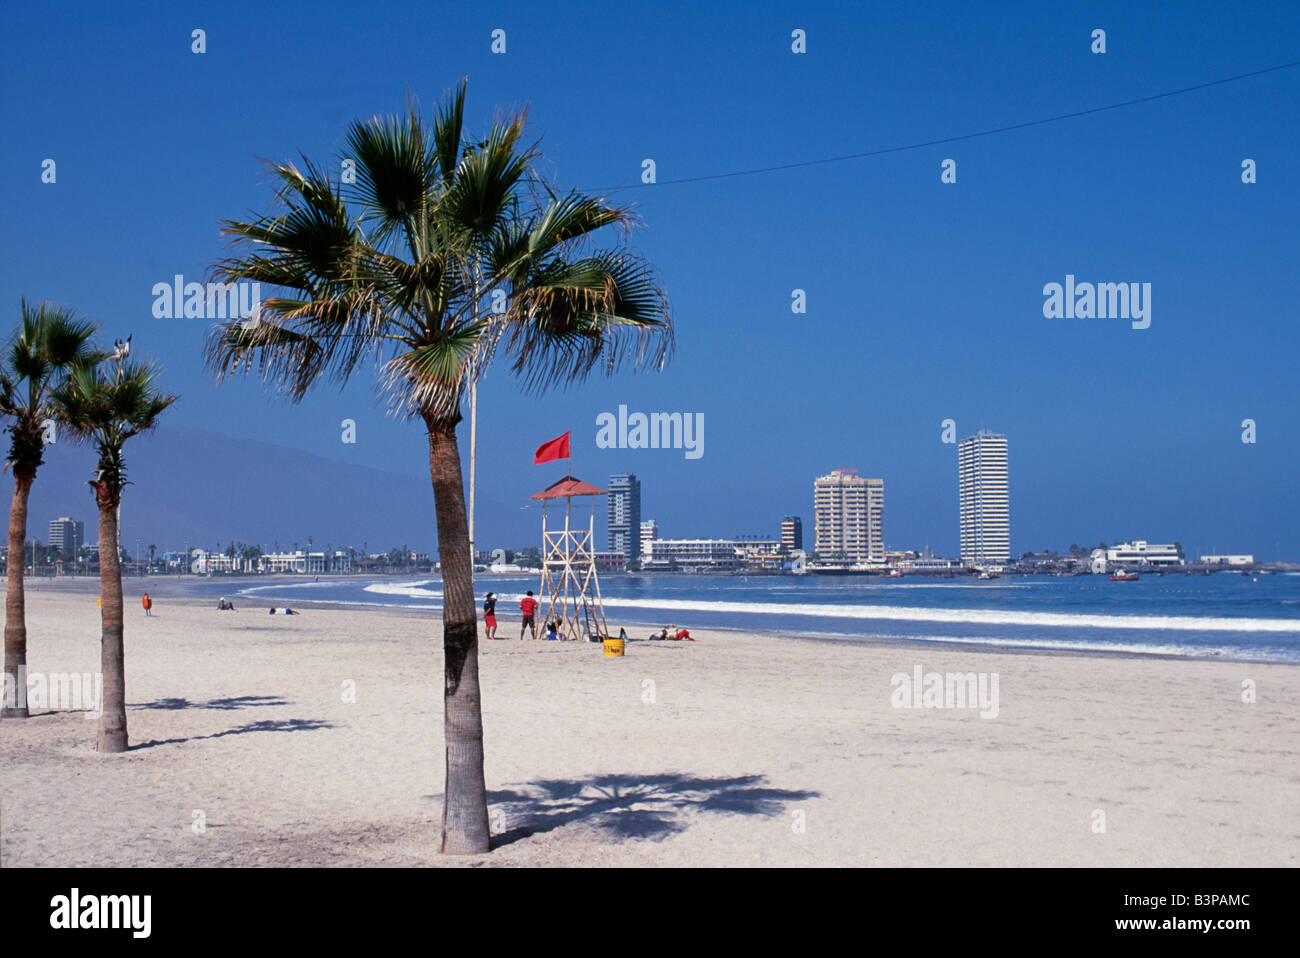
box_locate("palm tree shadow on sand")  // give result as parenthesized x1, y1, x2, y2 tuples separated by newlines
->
(482, 773, 819, 847)
(131, 695, 289, 711)
(131, 717, 333, 750)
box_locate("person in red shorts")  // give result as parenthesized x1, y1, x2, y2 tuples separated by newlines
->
(482, 592, 498, 641)
(519, 590, 538, 640)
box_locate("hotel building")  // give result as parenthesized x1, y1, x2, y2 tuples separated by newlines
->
(813, 469, 884, 564)
(958, 431, 1010, 567)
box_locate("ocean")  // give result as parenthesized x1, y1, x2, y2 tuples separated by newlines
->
(225, 571, 1300, 664)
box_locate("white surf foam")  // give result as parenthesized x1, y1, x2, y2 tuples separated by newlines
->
(597, 596, 1300, 633)
(362, 580, 443, 599)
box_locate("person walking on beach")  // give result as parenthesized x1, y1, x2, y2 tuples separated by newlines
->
(483, 592, 498, 641)
(519, 590, 538, 640)
(141, 593, 153, 617)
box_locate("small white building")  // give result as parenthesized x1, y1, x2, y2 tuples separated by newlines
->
(645, 539, 741, 571)
(258, 550, 352, 574)
(902, 557, 955, 571)
(1106, 540, 1182, 567)
(190, 549, 240, 574)
(1199, 554, 1254, 566)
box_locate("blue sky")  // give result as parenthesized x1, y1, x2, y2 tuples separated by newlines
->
(2, 0, 1297, 559)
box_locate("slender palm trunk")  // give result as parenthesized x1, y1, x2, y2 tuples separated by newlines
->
(94, 487, 127, 752)
(425, 413, 490, 854)
(2, 472, 34, 718)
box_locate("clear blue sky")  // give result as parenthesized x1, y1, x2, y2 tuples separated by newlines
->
(2, 0, 1297, 559)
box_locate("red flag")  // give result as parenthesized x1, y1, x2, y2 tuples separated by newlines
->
(533, 432, 570, 464)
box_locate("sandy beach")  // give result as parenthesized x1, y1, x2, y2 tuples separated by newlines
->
(1, 583, 1297, 867)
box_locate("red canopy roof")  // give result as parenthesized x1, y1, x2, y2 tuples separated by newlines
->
(531, 475, 607, 499)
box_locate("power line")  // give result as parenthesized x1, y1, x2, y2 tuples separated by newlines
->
(590, 59, 1300, 192)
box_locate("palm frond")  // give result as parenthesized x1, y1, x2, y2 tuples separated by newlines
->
(502, 250, 673, 394)
(205, 80, 672, 427)
(433, 79, 468, 184)
(0, 299, 102, 468)
(380, 323, 484, 421)
(343, 109, 439, 251)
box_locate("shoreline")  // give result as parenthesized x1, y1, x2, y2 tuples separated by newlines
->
(18, 574, 1298, 668)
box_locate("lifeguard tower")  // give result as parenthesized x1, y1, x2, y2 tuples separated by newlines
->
(531, 476, 611, 641)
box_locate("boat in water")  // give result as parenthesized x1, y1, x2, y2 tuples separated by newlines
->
(1109, 570, 1140, 581)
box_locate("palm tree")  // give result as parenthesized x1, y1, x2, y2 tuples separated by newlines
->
(52, 356, 177, 751)
(205, 80, 672, 853)
(0, 300, 98, 718)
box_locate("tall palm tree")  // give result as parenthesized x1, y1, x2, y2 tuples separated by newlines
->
(0, 300, 98, 718)
(52, 357, 177, 751)
(205, 80, 672, 854)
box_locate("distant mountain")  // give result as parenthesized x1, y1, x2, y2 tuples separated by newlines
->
(21, 425, 515, 556)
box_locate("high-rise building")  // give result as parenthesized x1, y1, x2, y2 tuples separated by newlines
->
(781, 515, 803, 552)
(813, 470, 884, 563)
(607, 474, 642, 564)
(640, 519, 659, 558)
(48, 517, 84, 556)
(958, 431, 1010, 566)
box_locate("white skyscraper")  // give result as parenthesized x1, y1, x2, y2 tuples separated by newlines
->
(959, 431, 1010, 566)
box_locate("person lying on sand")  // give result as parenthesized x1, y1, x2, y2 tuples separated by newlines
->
(649, 626, 694, 641)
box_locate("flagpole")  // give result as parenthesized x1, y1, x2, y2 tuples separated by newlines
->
(468, 379, 477, 562)
(467, 266, 482, 567)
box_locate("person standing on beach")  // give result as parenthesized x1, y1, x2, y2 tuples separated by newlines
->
(483, 592, 498, 641)
(519, 590, 538, 640)
(141, 593, 153, 617)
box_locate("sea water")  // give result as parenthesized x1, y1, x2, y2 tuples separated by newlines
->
(225, 572, 1300, 664)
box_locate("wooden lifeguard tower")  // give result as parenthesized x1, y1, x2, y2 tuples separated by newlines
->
(531, 476, 610, 642)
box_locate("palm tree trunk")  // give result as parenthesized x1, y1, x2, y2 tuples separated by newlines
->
(425, 414, 490, 854)
(95, 494, 128, 752)
(2, 473, 34, 719)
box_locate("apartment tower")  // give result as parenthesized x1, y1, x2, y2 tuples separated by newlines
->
(958, 431, 1010, 566)
(813, 469, 884, 563)
(607, 474, 642, 565)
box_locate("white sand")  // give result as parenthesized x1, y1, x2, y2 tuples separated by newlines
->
(1, 585, 1296, 867)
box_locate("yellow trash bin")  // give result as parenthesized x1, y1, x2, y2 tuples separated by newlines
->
(602, 636, 624, 657)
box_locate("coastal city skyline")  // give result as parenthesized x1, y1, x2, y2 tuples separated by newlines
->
(19, 426, 1277, 574)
